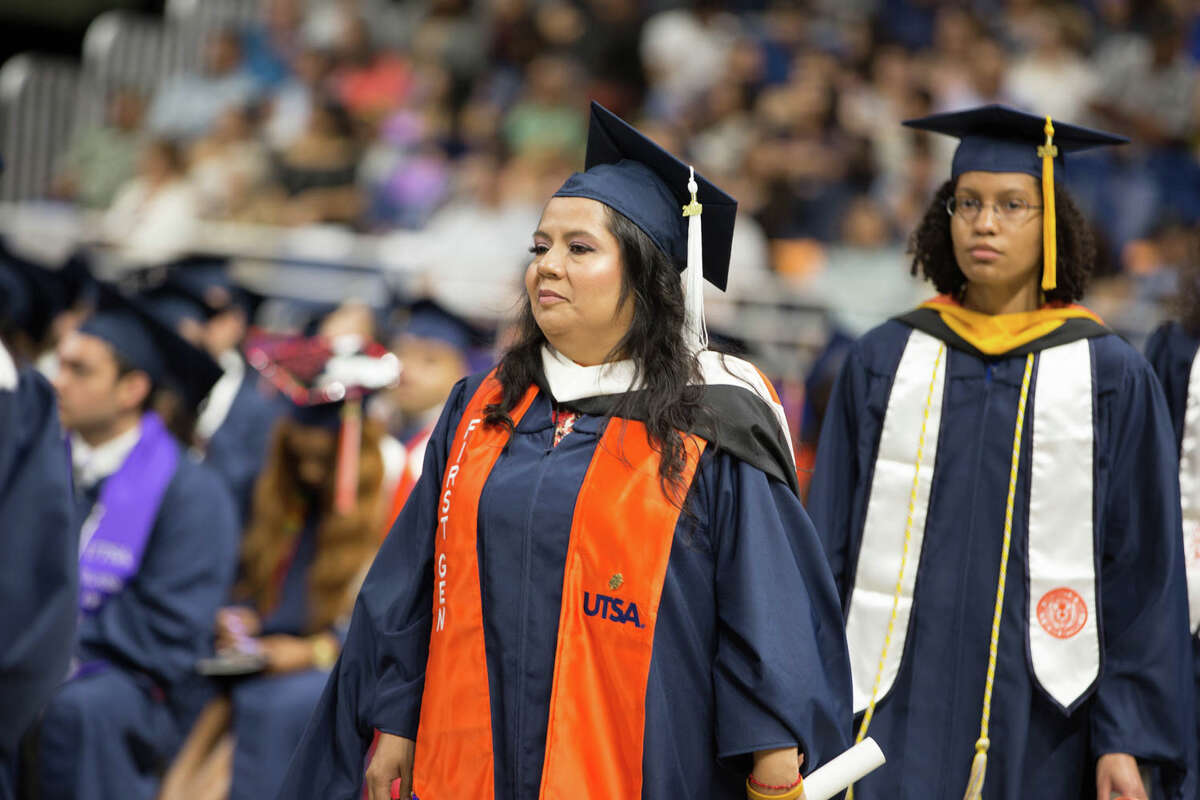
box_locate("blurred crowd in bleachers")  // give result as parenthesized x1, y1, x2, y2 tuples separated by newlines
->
(34, 0, 1199, 334)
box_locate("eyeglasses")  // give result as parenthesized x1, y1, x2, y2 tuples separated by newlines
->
(946, 196, 1042, 225)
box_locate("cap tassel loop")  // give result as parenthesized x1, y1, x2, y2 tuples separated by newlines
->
(681, 166, 708, 351)
(334, 395, 363, 514)
(1038, 117, 1058, 292)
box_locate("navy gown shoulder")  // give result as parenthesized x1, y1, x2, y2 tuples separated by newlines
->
(0, 363, 76, 756)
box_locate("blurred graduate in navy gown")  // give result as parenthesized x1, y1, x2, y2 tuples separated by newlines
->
(0, 245, 78, 800)
(141, 260, 283, 523)
(159, 333, 399, 800)
(1143, 228, 1200, 797)
(25, 282, 239, 800)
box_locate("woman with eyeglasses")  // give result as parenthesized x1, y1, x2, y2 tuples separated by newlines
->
(807, 106, 1194, 800)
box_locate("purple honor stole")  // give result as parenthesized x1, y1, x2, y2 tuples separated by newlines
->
(77, 412, 179, 615)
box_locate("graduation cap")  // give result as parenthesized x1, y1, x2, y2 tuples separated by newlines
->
(0, 242, 93, 343)
(399, 298, 492, 353)
(903, 104, 1128, 294)
(244, 330, 400, 513)
(77, 281, 222, 413)
(140, 259, 264, 329)
(553, 101, 737, 350)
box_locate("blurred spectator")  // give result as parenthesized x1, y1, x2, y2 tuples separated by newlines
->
(640, 0, 740, 119)
(1006, 6, 1098, 121)
(330, 16, 412, 123)
(240, 0, 305, 91)
(189, 106, 271, 219)
(147, 29, 258, 141)
(52, 88, 145, 209)
(264, 48, 333, 151)
(1090, 11, 1198, 147)
(501, 55, 588, 160)
(410, 0, 488, 86)
(359, 107, 452, 230)
(576, 0, 646, 112)
(247, 100, 363, 227)
(102, 140, 200, 265)
(392, 149, 539, 317)
(748, 71, 865, 241)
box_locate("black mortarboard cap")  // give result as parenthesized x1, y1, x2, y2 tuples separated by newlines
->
(244, 330, 400, 511)
(77, 281, 222, 413)
(903, 104, 1127, 292)
(0, 241, 93, 342)
(902, 104, 1128, 179)
(401, 298, 492, 353)
(553, 101, 737, 291)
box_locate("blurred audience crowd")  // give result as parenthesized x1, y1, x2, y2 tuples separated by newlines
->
(43, 0, 1200, 320)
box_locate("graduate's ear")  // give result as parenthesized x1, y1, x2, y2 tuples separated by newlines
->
(114, 368, 153, 413)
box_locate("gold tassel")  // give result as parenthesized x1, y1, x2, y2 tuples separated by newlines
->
(961, 738, 989, 800)
(1038, 117, 1058, 292)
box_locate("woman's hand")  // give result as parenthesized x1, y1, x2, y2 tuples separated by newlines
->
(258, 634, 315, 674)
(1096, 753, 1147, 800)
(750, 746, 804, 796)
(215, 606, 261, 651)
(365, 733, 415, 800)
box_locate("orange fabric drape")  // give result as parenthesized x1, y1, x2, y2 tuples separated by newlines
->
(413, 375, 704, 798)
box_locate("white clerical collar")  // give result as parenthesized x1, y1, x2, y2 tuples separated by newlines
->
(71, 423, 142, 490)
(540, 345, 641, 402)
(194, 349, 245, 444)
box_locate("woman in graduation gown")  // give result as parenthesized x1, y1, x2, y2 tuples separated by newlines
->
(159, 335, 398, 800)
(276, 102, 851, 800)
(808, 105, 1194, 800)
(1143, 240, 1200, 796)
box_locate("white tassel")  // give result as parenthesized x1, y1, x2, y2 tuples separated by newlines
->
(682, 166, 707, 352)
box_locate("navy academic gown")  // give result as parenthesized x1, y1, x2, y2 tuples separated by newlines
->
(809, 317, 1195, 800)
(276, 374, 852, 799)
(229, 514, 333, 800)
(204, 369, 283, 523)
(0, 366, 75, 800)
(1144, 320, 1200, 798)
(34, 453, 239, 800)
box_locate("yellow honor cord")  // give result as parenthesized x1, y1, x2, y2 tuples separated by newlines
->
(961, 353, 1035, 800)
(846, 343, 945, 800)
(1038, 117, 1058, 292)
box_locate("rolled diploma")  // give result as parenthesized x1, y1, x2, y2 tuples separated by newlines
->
(802, 738, 886, 800)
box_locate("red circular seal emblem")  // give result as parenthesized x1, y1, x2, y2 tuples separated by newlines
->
(1036, 587, 1088, 640)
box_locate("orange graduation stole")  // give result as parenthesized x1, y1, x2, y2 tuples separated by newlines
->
(412, 373, 705, 799)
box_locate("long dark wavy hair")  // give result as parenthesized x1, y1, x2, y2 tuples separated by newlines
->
(484, 206, 708, 502)
(1169, 226, 1200, 335)
(909, 178, 1097, 303)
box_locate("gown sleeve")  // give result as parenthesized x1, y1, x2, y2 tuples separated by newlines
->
(0, 366, 77, 755)
(707, 452, 853, 773)
(1088, 354, 1195, 791)
(75, 460, 240, 687)
(806, 345, 869, 600)
(275, 379, 470, 798)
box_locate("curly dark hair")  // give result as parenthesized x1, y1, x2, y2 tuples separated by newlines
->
(908, 178, 1097, 303)
(484, 205, 709, 503)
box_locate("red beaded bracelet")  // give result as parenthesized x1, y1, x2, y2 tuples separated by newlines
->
(747, 772, 803, 791)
